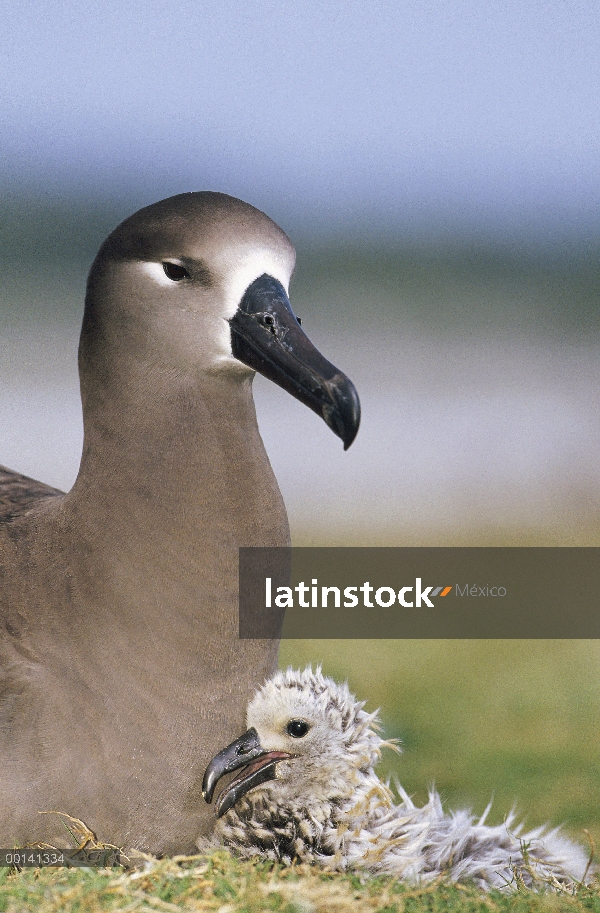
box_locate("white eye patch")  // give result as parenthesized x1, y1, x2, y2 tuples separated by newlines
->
(140, 261, 177, 287)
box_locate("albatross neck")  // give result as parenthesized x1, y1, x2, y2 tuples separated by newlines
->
(67, 368, 289, 556)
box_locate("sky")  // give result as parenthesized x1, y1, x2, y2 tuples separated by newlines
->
(2, 0, 600, 239)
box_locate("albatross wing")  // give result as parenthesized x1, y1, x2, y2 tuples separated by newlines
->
(0, 465, 63, 523)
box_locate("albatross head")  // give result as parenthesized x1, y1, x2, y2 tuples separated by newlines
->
(203, 666, 384, 817)
(81, 192, 360, 448)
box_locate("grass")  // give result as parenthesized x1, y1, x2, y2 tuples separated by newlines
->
(0, 850, 598, 913)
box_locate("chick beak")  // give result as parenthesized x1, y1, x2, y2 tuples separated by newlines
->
(202, 727, 293, 818)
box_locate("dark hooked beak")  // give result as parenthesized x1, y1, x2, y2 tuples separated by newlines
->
(202, 727, 293, 818)
(230, 274, 360, 449)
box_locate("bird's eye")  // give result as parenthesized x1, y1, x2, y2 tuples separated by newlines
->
(296, 315, 302, 325)
(163, 262, 189, 281)
(286, 719, 310, 738)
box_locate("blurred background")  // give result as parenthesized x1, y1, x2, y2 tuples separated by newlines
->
(1, 0, 599, 845)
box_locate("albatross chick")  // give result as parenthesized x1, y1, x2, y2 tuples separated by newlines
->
(203, 667, 592, 890)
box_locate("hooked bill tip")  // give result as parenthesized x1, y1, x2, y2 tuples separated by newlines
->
(322, 373, 361, 449)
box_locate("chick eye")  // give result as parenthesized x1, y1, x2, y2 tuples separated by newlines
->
(163, 262, 189, 281)
(287, 719, 310, 738)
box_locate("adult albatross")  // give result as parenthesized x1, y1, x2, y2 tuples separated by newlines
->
(0, 193, 359, 854)
(203, 667, 591, 891)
